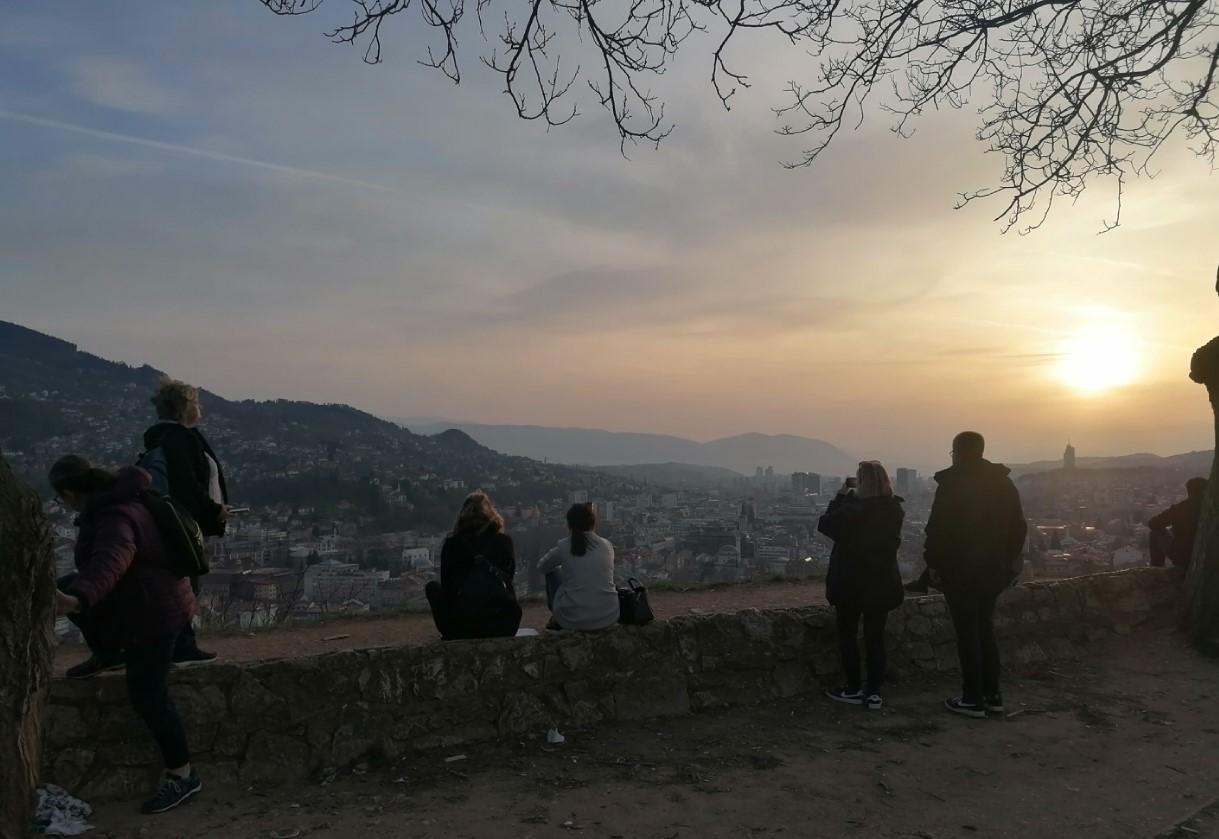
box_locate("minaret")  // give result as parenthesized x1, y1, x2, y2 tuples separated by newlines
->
(1063, 441, 1077, 471)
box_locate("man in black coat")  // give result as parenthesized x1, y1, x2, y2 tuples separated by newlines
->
(924, 431, 1027, 719)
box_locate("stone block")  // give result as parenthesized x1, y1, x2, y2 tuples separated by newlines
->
(904, 615, 932, 638)
(497, 691, 552, 735)
(45, 705, 90, 750)
(213, 721, 251, 759)
(240, 731, 310, 784)
(173, 682, 228, 728)
(229, 671, 290, 726)
(79, 766, 152, 801)
(614, 675, 689, 720)
(559, 641, 592, 673)
(44, 746, 95, 791)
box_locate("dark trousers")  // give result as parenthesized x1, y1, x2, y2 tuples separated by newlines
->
(835, 606, 889, 694)
(58, 576, 190, 769)
(545, 571, 561, 610)
(425, 580, 521, 640)
(1149, 529, 1189, 568)
(945, 591, 1001, 703)
(172, 576, 203, 658)
(127, 633, 192, 770)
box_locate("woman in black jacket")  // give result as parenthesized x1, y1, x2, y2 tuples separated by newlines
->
(425, 491, 522, 640)
(142, 379, 228, 666)
(818, 460, 904, 710)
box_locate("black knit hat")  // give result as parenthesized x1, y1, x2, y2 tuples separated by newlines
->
(48, 455, 94, 492)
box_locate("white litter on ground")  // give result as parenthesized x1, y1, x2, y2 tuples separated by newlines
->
(34, 784, 93, 836)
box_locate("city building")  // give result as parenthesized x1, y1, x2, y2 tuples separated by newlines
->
(895, 468, 918, 496)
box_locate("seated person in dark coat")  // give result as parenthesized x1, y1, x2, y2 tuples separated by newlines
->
(1148, 478, 1207, 569)
(425, 491, 522, 640)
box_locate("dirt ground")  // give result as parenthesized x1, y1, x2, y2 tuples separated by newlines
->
(53, 579, 829, 673)
(86, 628, 1219, 839)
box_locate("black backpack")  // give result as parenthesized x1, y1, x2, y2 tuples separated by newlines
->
(139, 491, 209, 579)
(455, 550, 518, 624)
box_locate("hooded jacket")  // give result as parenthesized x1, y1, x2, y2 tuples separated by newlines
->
(62, 467, 195, 650)
(1148, 494, 1204, 566)
(143, 422, 228, 537)
(924, 459, 1028, 597)
(818, 494, 906, 612)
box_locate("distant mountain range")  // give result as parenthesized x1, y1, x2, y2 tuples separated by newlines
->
(397, 419, 858, 477)
(0, 322, 633, 525)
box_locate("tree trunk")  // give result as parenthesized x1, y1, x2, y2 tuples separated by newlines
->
(0, 452, 55, 836)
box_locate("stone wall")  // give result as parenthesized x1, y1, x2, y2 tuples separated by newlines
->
(43, 568, 1181, 800)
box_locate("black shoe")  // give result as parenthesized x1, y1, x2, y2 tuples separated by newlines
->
(983, 694, 1005, 714)
(825, 687, 864, 705)
(140, 771, 202, 814)
(66, 653, 126, 679)
(945, 697, 986, 719)
(172, 648, 218, 668)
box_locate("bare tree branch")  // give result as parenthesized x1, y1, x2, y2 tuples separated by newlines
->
(260, 0, 1219, 229)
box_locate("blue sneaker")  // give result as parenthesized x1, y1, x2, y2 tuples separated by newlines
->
(140, 771, 202, 814)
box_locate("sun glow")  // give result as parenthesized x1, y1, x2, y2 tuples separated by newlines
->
(1056, 319, 1141, 396)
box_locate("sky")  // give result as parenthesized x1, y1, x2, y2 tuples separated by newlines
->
(1, 2, 1217, 472)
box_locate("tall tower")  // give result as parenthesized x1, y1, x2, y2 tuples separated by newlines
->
(1063, 441, 1077, 471)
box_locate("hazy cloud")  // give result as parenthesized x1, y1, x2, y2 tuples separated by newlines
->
(70, 55, 176, 115)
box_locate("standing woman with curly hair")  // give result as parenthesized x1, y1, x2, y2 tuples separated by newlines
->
(142, 379, 228, 666)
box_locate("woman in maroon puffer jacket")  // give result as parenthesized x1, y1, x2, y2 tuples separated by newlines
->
(51, 456, 202, 815)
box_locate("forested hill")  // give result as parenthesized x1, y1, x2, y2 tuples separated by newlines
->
(0, 321, 632, 525)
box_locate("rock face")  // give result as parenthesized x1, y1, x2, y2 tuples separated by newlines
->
(0, 452, 56, 835)
(41, 568, 1181, 801)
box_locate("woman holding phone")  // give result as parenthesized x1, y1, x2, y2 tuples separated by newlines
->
(818, 461, 905, 710)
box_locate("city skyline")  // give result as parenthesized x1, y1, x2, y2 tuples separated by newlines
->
(3, 3, 1217, 470)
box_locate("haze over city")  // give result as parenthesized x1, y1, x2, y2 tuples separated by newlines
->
(2, 2, 1217, 472)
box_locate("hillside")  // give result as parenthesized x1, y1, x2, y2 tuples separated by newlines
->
(0, 321, 631, 526)
(399, 420, 857, 476)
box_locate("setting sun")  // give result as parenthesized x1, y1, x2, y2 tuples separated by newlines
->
(1056, 320, 1141, 395)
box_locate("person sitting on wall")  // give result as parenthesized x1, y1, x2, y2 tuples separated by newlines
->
(819, 461, 906, 711)
(50, 456, 202, 815)
(425, 491, 522, 640)
(1148, 477, 1208, 569)
(538, 503, 620, 632)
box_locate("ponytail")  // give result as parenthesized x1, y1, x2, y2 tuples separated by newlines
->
(565, 502, 597, 557)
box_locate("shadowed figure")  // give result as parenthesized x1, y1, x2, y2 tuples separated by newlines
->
(1185, 265, 1219, 647)
(1148, 478, 1208, 569)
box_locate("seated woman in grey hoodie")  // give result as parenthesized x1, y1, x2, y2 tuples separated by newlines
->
(538, 503, 619, 631)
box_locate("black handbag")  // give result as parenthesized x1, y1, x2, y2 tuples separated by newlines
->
(617, 577, 654, 626)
